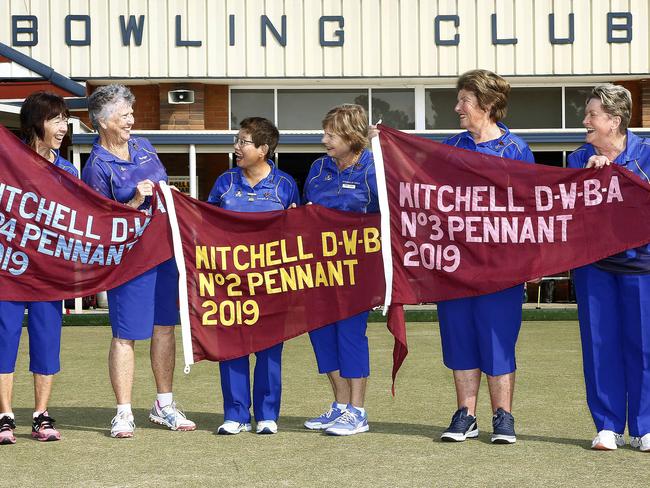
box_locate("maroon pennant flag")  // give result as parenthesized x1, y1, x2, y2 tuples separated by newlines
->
(164, 189, 385, 365)
(376, 125, 650, 387)
(0, 125, 172, 300)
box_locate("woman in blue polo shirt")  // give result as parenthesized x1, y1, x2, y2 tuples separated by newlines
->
(208, 117, 299, 435)
(82, 84, 195, 439)
(438, 70, 535, 445)
(302, 104, 378, 436)
(568, 84, 650, 452)
(0, 91, 77, 445)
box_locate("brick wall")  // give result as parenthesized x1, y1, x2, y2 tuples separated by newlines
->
(159, 83, 205, 130)
(205, 85, 229, 129)
(614, 80, 642, 127)
(641, 80, 650, 128)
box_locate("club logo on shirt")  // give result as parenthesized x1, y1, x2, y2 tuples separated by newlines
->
(263, 191, 271, 199)
(119, 166, 127, 171)
(235, 190, 243, 197)
(325, 173, 333, 181)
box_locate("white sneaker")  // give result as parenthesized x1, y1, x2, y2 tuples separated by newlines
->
(217, 420, 252, 435)
(591, 430, 625, 450)
(256, 420, 278, 435)
(111, 412, 135, 439)
(630, 433, 650, 452)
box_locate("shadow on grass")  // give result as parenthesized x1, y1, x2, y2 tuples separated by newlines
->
(15, 407, 590, 447)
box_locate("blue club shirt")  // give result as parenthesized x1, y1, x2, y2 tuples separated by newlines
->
(81, 137, 167, 209)
(568, 130, 650, 274)
(443, 122, 536, 163)
(52, 150, 78, 177)
(303, 149, 379, 213)
(207, 160, 299, 212)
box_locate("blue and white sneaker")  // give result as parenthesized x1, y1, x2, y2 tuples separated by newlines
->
(491, 408, 516, 444)
(440, 407, 479, 442)
(149, 401, 196, 432)
(304, 402, 346, 430)
(324, 405, 369, 436)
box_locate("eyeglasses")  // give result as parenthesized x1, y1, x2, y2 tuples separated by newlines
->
(233, 136, 254, 146)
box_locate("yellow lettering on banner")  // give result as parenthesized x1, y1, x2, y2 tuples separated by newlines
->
(280, 239, 298, 263)
(322, 232, 337, 257)
(250, 244, 265, 269)
(343, 259, 358, 285)
(199, 273, 214, 297)
(247, 272, 263, 296)
(264, 269, 282, 294)
(233, 245, 249, 270)
(279, 266, 297, 292)
(266, 240, 281, 266)
(314, 262, 328, 286)
(327, 260, 343, 286)
(296, 264, 313, 289)
(217, 246, 231, 271)
(342, 230, 358, 255)
(297, 236, 314, 259)
(196, 246, 209, 269)
(364, 227, 381, 253)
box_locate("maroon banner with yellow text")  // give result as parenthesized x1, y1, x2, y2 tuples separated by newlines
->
(377, 125, 650, 386)
(167, 191, 385, 363)
(0, 125, 173, 300)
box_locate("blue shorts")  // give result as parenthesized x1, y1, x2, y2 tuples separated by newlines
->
(308, 311, 370, 378)
(0, 300, 62, 375)
(437, 285, 523, 376)
(108, 258, 179, 340)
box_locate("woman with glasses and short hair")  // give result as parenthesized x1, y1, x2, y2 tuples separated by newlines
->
(0, 91, 77, 445)
(208, 117, 299, 435)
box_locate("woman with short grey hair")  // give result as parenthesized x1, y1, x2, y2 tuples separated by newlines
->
(82, 84, 196, 438)
(568, 83, 650, 452)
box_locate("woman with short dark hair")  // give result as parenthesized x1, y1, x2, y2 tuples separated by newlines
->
(0, 91, 76, 445)
(208, 117, 299, 435)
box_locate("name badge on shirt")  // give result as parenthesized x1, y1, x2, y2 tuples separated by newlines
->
(342, 182, 356, 190)
(247, 192, 256, 202)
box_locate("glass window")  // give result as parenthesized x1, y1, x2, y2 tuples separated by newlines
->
(369, 89, 415, 129)
(424, 89, 458, 129)
(504, 88, 562, 129)
(277, 89, 368, 130)
(230, 89, 274, 128)
(565, 87, 593, 128)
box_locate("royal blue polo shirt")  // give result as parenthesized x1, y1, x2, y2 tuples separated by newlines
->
(303, 149, 379, 213)
(443, 122, 535, 163)
(52, 150, 78, 177)
(81, 136, 167, 209)
(568, 130, 650, 273)
(207, 161, 299, 212)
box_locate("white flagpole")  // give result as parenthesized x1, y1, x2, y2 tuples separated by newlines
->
(371, 131, 393, 314)
(159, 181, 194, 373)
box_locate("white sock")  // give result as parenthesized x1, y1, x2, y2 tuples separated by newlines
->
(33, 410, 46, 418)
(353, 406, 366, 415)
(336, 403, 347, 411)
(157, 392, 173, 408)
(0, 412, 14, 419)
(117, 403, 132, 416)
